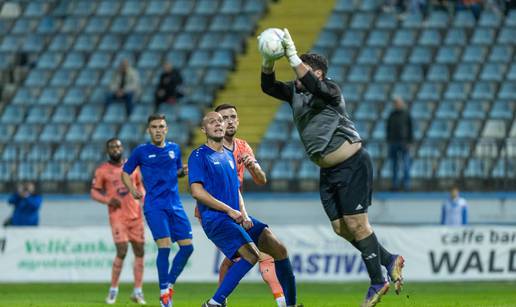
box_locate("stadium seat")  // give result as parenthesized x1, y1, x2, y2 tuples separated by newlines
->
(435, 47, 461, 64)
(40, 161, 67, 181)
(332, 49, 357, 65)
(491, 159, 514, 178)
(26, 145, 52, 162)
(270, 160, 296, 180)
(0, 124, 16, 143)
(417, 140, 443, 158)
(474, 139, 499, 158)
(426, 10, 449, 28)
(371, 121, 385, 140)
(367, 30, 390, 47)
(453, 63, 480, 81)
(391, 82, 418, 101)
(488, 46, 513, 63)
(80, 143, 105, 161)
(480, 63, 506, 81)
(0, 105, 25, 124)
(444, 82, 470, 100)
(471, 81, 496, 100)
(410, 158, 435, 178)
(426, 119, 453, 139)
(479, 10, 501, 27)
(67, 161, 95, 181)
(340, 30, 366, 47)
(134, 16, 160, 33)
(446, 139, 472, 158)
(84, 17, 110, 34)
(418, 29, 441, 46)
(497, 28, 516, 44)
(454, 119, 482, 139)
(26, 106, 52, 124)
(121, 0, 146, 16)
(280, 141, 305, 160)
(348, 65, 372, 82)
(13, 124, 41, 143)
(453, 10, 476, 28)
(409, 46, 433, 64)
(326, 13, 349, 30)
(402, 13, 423, 28)
(298, 160, 319, 180)
(119, 123, 146, 143)
(435, 100, 463, 119)
(350, 12, 374, 29)
(65, 124, 94, 142)
(498, 82, 516, 100)
(357, 47, 382, 64)
(53, 144, 81, 161)
(17, 162, 40, 181)
(417, 82, 443, 100)
(490, 100, 514, 119)
(482, 119, 506, 138)
(87, 52, 112, 69)
(463, 158, 491, 177)
(436, 158, 464, 178)
(444, 29, 467, 46)
(427, 64, 450, 82)
(392, 30, 416, 47)
(471, 28, 496, 45)
(39, 124, 67, 142)
(461, 46, 488, 63)
(264, 122, 290, 141)
(462, 100, 488, 119)
(77, 105, 104, 123)
(411, 101, 435, 120)
(96, 1, 121, 16)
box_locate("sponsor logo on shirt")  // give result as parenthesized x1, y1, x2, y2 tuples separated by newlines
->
(168, 150, 175, 159)
(148, 154, 156, 158)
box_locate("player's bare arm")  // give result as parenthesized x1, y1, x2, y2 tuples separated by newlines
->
(177, 164, 188, 178)
(238, 190, 253, 230)
(243, 154, 267, 185)
(121, 171, 142, 200)
(190, 182, 243, 223)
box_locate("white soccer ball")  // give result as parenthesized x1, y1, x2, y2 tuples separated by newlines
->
(258, 28, 285, 60)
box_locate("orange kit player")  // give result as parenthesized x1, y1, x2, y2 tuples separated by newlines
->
(91, 138, 146, 305)
(216, 103, 286, 307)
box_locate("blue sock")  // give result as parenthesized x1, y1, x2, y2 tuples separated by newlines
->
(212, 258, 254, 303)
(157, 248, 171, 290)
(169, 244, 194, 285)
(275, 258, 297, 305)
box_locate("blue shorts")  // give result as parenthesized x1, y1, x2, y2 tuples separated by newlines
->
(145, 207, 193, 241)
(203, 215, 267, 259)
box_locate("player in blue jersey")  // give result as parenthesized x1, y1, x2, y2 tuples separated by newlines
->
(188, 112, 300, 307)
(122, 114, 194, 307)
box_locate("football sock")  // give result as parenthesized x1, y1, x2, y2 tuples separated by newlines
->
(274, 258, 297, 306)
(110, 257, 123, 288)
(134, 256, 144, 289)
(133, 287, 142, 295)
(157, 248, 171, 290)
(351, 240, 393, 267)
(212, 258, 254, 303)
(168, 244, 194, 285)
(259, 257, 284, 301)
(355, 233, 385, 284)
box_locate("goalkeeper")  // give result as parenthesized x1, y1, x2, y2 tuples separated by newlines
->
(260, 29, 405, 307)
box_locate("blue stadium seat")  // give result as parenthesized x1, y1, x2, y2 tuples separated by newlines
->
(87, 52, 112, 69)
(354, 101, 378, 120)
(354, 120, 372, 139)
(326, 13, 349, 30)
(375, 13, 397, 29)
(84, 17, 110, 34)
(461, 45, 488, 63)
(0, 35, 22, 52)
(464, 158, 491, 177)
(357, 47, 382, 64)
(491, 159, 514, 178)
(12, 88, 38, 106)
(334, 0, 354, 12)
(371, 121, 385, 140)
(400, 64, 423, 82)
(195, 0, 219, 15)
(444, 82, 470, 100)
(426, 11, 449, 28)
(410, 159, 435, 179)
(454, 119, 482, 139)
(25, 69, 50, 87)
(119, 123, 145, 143)
(1, 105, 25, 124)
(367, 30, 390, 47)
(374, 65, 396, 82)
(110, 16, 136, 34)
(75, 69, 101, 87)
(138, 51, 162, 68)
(185, 16, 209, 32)
(21, 34, 45, 53)
(298, 160, 319, 180)
(426, 119, 453, 139)
(124, 34, 149, 52)
(79, 143, 105, 162)
(435, 100, 463, 119)
(121, 0, 146, 16)
(482, 119, 506, 138)
(61, 16, 86, 33)
(480, 63, 506, 81)
(364, 83, 389, 100)
(13, 124, 41, 143)
(327, 66, 346, 83)
(134, 16, 160, 33)
(39, 124, 67, 142)
(332, 49, 356, 65)
(488, 46, 513, 62)
(340, 30, 366, 47)
(341, 83, 364, 102)
(27, 145, 52, 161)
(365, 141, 386, 159)
(351, 12, 374, 29)
(96, 0, 121, 16)
(444, 28, 467, 46)
(77, 105, 103, 123)
(63, 88, 86, 105)
(25, 1, 49, 17)
(453, 10, 476, 28)
(91, 124, 119, 142)
(264, 122, 290, 141)
(72, 1, 97, 16)
(497, 28, 516, 44)
(26, 106, 52, 124)
(446, 140, 472, 158)
(171, 0, 195, 16)
(1, 144, 20, 162)
(490, 100, 514, 119)
(471, 81, 496, 100)
(280, 141, 305, 160)
(211, 50, 234, 68)
(38, 87, 63, 106)
(436, 158, 464, 178)
(453, 63, 480, 81)
(189, 50, 211, 68)
(471, 28, 496, 45)
(145, 0, 170, 15)
(270, 160, 296, 180)
(11, 18, 38, 34)
(53, 144, 81, 161)
(418, 29, 441, 46)
(418, 140, 443, 158)
(498, 82, 516, 100)
(462, 100, 488, 119)
(67, 161, 95, 181)
(348, 65, 372, 82)
(0, 124, 16, 143)
(17, 162, 40, 181)
(40, 161, 67, 181)
(391, 82, 418, 101)
(37, 52, 62, 69)
(427, 64, 450, 82)
(479, 10, 501, 27)
(74, 35, 100, 52)
(392, 30, 416, 47)
(435, 46, 461, 64)
(411, 101, 435, 120)
(209, 15, 232, 32)
(417, 82, 443, 100)
(409, 46, 433, 64)
(243, 1, 266, 14)
(178, 105, 202, 124)
(174, 33, 198, 50)
(49, 34, 74, 51)
(149, 33, 174, 51)
(65, 124, 94, 142)
(98, 35, 122, 52)
(102, 104, 127, 124)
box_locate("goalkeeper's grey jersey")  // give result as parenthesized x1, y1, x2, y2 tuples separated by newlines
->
(261, 72, 361, 161)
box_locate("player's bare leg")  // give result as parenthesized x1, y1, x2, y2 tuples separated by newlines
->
(106, 243, 128, 304)
(130, 241, 146, 305)
(259, 253, 286, 307)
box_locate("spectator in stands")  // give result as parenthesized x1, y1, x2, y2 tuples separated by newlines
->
(504, 0, 516, 13)
(386, 97, 413, 191)
(441, 185, 468, 226)
(154, 62, 183, 109)
(4, 181, 42, 226)
(106, 59, 140, 116)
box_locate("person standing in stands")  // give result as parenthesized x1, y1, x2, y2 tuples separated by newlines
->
(155, 62, 184, 109)
(91, 138, 146, 305)
(4, 181, 42, 227)
(386, 97, 413, 191)
(441, 185, 469, 226)
(106, 59, 141, 116)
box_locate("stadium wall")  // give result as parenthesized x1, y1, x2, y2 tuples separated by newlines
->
(1, 226, 515, 282)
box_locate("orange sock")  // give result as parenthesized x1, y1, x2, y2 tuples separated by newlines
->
(134, 257, 144, 289)
(218, 257, 234, 286)
(259, 255, 284, 300)
(111, 257, 124, 288)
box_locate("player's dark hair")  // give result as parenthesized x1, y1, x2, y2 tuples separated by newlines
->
(215, 104, 237, 112)
(300, 53, 328, 77)
(147, 113, 166, 126)
(105, 137, 120, 148)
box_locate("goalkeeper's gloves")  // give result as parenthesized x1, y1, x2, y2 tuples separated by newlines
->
(282, 28, 302, 67)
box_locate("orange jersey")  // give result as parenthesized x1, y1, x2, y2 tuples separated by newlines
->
(91, 161, 144, 223)
(230, 138, 258, 187)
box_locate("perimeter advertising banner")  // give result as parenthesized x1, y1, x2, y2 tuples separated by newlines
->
(0, 226, 515, 282)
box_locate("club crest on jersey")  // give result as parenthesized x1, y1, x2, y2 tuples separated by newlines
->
(168, 150, 175, 159)
(229, 160, 234, 169)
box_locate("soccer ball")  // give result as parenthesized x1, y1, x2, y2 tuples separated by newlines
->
(258, 28, 285, 60)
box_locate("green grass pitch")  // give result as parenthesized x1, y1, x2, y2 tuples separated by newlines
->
(1, 281, 515, 307)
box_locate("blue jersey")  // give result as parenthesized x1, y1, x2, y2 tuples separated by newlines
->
(188, 144, 240, 221)
(123, 141, 183, 212)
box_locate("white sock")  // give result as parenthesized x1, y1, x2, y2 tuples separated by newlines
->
(208, 298, 221, 305)
(109, 287, 118, 292)
(276, 296, 287, 307)
(133, 287, 142, 294)
(160, 289, 169, 296)
(168, 283, 174, 289)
